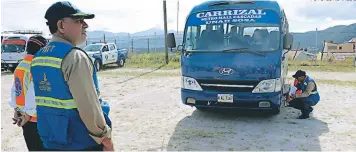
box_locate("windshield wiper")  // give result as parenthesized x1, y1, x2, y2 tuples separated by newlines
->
(222, 48, 266, 56)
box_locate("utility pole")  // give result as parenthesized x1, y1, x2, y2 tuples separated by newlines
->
(131, 38, 134, 53)
(316, 28, 318, 50)
(154, 32, 157, 52)
(116, 37, 119, 49)
(128, 33, 130, 49)
(103, 34, 106, 42)
(148, 38, 150, 53)
(293, 42, 300, 60)
(321, 40, 325, 61)
(163, 0, 168, 64)
(177, 0, 179, 36)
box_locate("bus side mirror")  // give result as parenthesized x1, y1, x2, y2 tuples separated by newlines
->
(177, 45, 183, 52)
(167, 33, 176, 50)
(283, 33, 293, 50)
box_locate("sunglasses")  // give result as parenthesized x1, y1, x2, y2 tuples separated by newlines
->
(62, 17, 85, 24)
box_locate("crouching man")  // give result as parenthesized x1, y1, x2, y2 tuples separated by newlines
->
(288, 70, 320, 119)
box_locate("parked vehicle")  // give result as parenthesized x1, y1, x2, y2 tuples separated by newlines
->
(1, 31, 44, 72)
(83, 42, 128, 71)
(167, 0, 293, 115)
(2, 34, 32, 72)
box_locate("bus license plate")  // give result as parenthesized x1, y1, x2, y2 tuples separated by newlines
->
(217, 94, 233, 103)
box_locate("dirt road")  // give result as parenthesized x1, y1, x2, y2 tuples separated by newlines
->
(1, 71, 356, 151)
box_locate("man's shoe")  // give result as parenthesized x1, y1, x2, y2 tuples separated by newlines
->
(298, 115, 310, 119)
(310, 107, 314, 113)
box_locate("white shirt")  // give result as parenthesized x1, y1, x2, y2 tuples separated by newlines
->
(9, 79, 36, 117)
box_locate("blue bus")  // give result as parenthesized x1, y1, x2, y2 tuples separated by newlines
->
(167, 0, 293, 114)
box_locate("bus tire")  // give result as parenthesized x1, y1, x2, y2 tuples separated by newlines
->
(271, 107, 280, 115)
(196, 106, 208, 111)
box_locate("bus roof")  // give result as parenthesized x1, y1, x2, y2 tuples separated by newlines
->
(2, 34, 44, 41)
(188, 0, 282, 15)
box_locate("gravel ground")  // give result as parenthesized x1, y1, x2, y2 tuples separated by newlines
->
(1, 70, 356, 151)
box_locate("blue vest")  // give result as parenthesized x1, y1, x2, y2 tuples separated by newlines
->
(299, 76, 320, 105)
(31, 41, 111, 150)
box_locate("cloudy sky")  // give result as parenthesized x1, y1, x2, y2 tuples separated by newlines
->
(1, 0, 355, 35)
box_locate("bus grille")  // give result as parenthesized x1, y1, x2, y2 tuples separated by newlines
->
(197, 79, 260, 92)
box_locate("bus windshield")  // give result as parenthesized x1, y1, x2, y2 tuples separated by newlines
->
(84, 44, 103, 52)
(184, 24, 280, 52)
(183, 9, 281, 52)
(1, 39, 26, 53)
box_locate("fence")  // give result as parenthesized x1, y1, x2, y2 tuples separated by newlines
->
(80, 34, 183, 54)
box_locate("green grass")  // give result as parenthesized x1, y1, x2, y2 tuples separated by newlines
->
(288, 57, 356, 72)
(287, 78, 356, 87)
(99, 70, 181, 77)
(125, 52, 355, 72)
(125, 53, 181, 69)
(311, 79, 356, 87)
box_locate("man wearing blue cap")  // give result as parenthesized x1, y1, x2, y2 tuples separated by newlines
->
(30, 1, 113, 151)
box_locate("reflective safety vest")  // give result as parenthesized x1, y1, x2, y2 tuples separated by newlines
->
(31, 41, 111, 150)
(14, 55, 37, 122)
(300, 76, 320, 104)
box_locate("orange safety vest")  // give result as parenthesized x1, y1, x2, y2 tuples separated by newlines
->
(14, 55, 37, 122)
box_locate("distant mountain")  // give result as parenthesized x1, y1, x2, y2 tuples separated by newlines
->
(132, 27, 178, 37)
(291, 23, 356, 50)
(87, 30, 128, 38)
(86, 23, 356, 51)
(87, 28, 181, 38)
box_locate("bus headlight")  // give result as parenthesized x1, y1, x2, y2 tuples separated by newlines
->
(252, 78, 282, 93)
(182, 76, 203, 91)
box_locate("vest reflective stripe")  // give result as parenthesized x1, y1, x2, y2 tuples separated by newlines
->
(16, 61, 32, 71)
(35, 96, 76, 109)
(310, 91, 318, 94)
(31, 57, 62, 69)
(24, 71, 31, 92)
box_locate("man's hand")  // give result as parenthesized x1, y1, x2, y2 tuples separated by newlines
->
(12, 110, 21, 125)
(17, 113, 31, 127)
(102, 137, 114, 151)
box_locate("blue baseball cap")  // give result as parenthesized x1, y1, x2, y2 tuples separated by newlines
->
(45, 1, 94, 25)
(292, 70, 306, 78)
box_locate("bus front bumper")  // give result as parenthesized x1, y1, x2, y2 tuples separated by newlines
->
(181, 89, 282, 110)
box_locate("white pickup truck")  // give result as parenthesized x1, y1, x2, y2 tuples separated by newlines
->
(83, 42, 128, 71)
